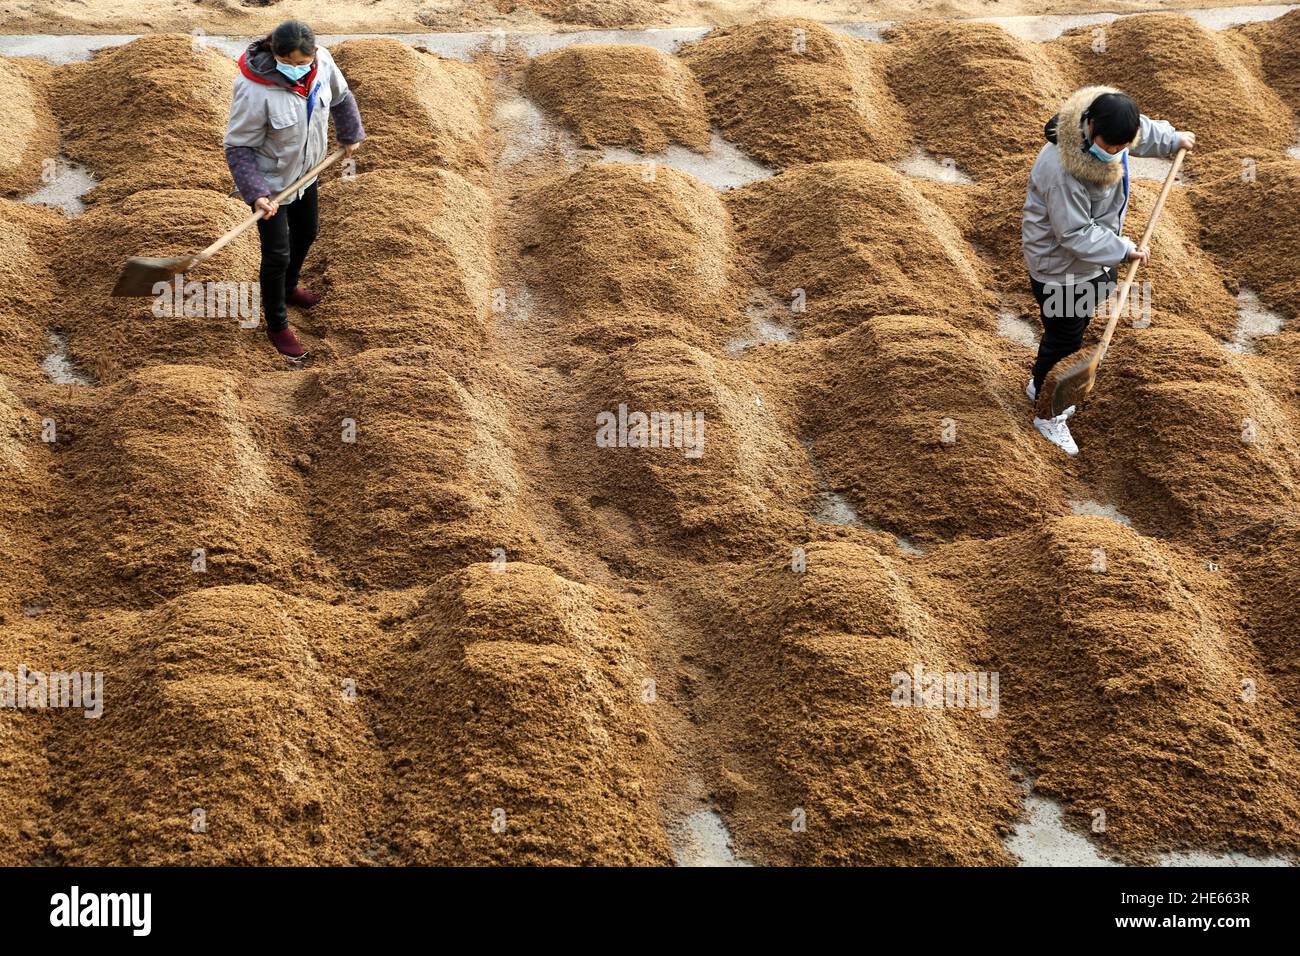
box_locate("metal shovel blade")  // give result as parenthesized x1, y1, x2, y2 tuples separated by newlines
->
(1043, 347, 1101, 418)
(111, 256, 194, 298)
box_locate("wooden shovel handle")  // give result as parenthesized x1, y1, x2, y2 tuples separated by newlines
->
(188, 147, 347, 270)
(1097, 147, 1186, 361)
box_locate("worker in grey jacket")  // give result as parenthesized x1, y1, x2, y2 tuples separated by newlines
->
(1021, 85, 1194, 454)
(224, 20, 366, 359)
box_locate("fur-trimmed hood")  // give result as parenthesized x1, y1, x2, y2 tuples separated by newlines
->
(1046, 85, 1141, 188)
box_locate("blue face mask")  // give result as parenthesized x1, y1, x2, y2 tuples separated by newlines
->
(1088, 142, 1126, 164)
(275, 60, 313, 82)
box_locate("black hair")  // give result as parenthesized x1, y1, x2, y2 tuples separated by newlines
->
(1085, 92, 1139, 147)
(269, 20, 316, 58)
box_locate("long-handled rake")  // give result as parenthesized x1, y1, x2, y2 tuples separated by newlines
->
(1038, 147, 1187, 418)
(110, 148, 346, 298)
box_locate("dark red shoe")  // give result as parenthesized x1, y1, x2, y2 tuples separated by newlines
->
(268, 325, 308, 358)
(287, 286, 321, 308)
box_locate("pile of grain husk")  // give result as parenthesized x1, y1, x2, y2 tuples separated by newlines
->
(0, 200, 65, 385)
(941, 166, 1040, 292)
(311, 169, 495, 356)
(49, 365, 330, 611)
(1051, 14, 1294, 155)
(51, 35, 237, 204)
(1238, 8, 1300, 114)
(696, 541, 1020, 865)
(0, 381, 51, 616)
(936, 516, 1300, 860)
(0, 57, 59, 197)
(884, 20, 1078, 178)
(679, 18, 909, 169)
(573, 337, 813, 551)
(1110, 181, 1238, 340)
(523, 163, 741, 351)
(1071, 326, 1300, 545)
(0, 619, 59, 864)
(50, 189, 277, 382)
(1192, 151, 1300, 321)
(799, 315, 1063, 541)
(526, 44, 710, 153)
(1235, 518, 1300, 715)
(545, 0, 664, 28)
(330, 39, 490, 179)
(44, 586, 387, 864)
(728, 161, 994, 338)
(370, 563, 671, 865)
(301, 346, 540, 590)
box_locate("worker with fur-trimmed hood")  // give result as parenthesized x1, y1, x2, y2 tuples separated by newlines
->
(1021, 86, 1194, 454)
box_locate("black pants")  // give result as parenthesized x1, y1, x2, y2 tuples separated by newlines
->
(1029, 267, 1116, 394)
(256, 181, 319, 333)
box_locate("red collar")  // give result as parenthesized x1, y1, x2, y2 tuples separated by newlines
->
(238, 51, 318, 97)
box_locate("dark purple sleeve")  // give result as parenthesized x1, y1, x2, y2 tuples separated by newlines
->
(331, 94, 366, 145)
(224, 146, 271, 205)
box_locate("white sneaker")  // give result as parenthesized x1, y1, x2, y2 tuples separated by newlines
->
(1034, 413, 1079, 455)
(1028, 376, 1076, 418)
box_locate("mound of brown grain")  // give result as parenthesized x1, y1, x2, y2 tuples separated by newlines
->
(1051, 14, 1294, 155)
(727, 160, 995, 337)
(524, 162, 740, 348)
(311, 168, 495, 356)
(1238, 8, 1300, 115)
(0, 57, 59, 198)
(50, 35, 238, 204)
(0, 200, 66, 385)
(1072, 326, 1300, 544)
(301, 346, 538, 590)
(1235, 518, 1300, 714)
(0, 380, 51, 616)
(550, 0, 663, 28)
(51, 188, 277, 382)
(1192, 151, 1300, 321)
(49, 365, 329, 611)
(574, 336, 813, 549)
(884, 20, 1077, 178)
(1108, 181, 1238, 339)
(331, 38, 490, 179)
(371, 562, 671, 865)
(0, 618, 59, 864)
(698, 540, 1020, 865)
(800, 313, 1063, 541)
(938, 516, 1300, 860)
(941, 163, 1037, 292)
(526, 44, 710, 153)
(44, 585, 386, 864)
(679, 18, 910, 169)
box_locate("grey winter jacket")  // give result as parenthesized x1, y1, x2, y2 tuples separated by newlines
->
(224, 41, 365, 206)
(1022, 85, 1183, 286)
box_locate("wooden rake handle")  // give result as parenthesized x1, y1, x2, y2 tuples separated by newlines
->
(188, 148, 347, 270)
(1096, 147, 1186, 362)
